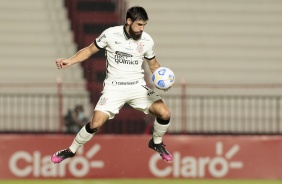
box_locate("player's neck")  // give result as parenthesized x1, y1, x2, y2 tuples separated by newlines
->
(124, 25, 131, 38)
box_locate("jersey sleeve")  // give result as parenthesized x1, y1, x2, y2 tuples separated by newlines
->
(144, 39, 155, 60)
(94, 29, 109, 49)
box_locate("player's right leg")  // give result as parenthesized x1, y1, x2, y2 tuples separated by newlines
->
(51, 110, 109, 163)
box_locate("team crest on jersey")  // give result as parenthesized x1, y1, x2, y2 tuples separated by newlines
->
(136, 42, 144, 53)
(99, 97, 108, 105)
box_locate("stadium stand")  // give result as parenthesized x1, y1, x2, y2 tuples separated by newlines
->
(0, 0, 92, 132)
(0, 0, 81, 87)
(126, 0, 282, 133)
(128, 0, 282, 93)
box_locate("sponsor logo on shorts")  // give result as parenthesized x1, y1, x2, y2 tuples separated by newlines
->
(142, 85, 159, 96)
(147, 89, 156, 96)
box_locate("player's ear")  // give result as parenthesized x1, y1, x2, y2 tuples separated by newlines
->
(126, 18, 132, 25)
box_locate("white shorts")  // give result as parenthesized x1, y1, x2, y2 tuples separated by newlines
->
(94, 79, 162, 119)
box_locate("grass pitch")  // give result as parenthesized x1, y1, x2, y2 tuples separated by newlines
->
(1, 179, 282, 184)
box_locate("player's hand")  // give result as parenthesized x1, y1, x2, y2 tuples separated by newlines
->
(55, 58, 72, 69)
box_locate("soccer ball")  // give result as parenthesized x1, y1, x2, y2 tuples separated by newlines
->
(152, 67, 175, 90)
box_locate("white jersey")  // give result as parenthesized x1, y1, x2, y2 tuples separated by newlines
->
(94, 25, 155, 84)
(93, 26, 162, 119)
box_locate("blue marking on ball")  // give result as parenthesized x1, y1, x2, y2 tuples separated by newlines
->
(157, 80, 165, 87)
(158, 68, 166, 76)
(152, 74, 155, 81)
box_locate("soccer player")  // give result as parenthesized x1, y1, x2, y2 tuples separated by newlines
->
(51, 6, 172, 162)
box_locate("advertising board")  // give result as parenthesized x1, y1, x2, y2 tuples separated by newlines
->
(1, 135, 282, 179)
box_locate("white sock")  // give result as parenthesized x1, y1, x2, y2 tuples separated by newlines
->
(69, 125, 95, 153)
(153, 119, 170, 144)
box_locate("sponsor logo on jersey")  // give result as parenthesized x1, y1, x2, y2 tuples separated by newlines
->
(115, 51, 138, 65)
(112, 80, 139, 86)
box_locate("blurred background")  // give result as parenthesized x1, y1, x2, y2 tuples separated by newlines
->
(1, 0, 282, 181)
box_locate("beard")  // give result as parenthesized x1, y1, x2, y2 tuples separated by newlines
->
(129, 25, 142, 40)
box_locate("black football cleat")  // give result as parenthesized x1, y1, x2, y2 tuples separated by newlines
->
(148, 138, 173, 161)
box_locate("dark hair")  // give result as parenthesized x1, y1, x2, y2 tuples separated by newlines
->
(126, 6, 149, 22)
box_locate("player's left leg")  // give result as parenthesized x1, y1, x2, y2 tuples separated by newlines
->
(128, 85, 172, 161)
(148, 99, 172, 161)
(149, 99, 171, 143)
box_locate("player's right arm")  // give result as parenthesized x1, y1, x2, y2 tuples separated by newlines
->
(56, 43, 100, 69)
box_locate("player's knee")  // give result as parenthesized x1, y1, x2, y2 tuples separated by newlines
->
(90, 121, 102, 130)
(85, 122, 98, 134)
(89, 111, 109, 131)
(158, 108, 171, 121)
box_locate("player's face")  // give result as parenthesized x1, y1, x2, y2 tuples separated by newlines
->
(128, 19, 147, 40)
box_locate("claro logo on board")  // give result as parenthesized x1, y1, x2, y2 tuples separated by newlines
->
(149, 141, 243, 178)
(9, 144, 104, 177)
(8, 141, 243, 178)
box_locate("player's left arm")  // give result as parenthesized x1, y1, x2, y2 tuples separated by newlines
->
(146, 57, 161, 73)
(147, 57, 172, 92)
